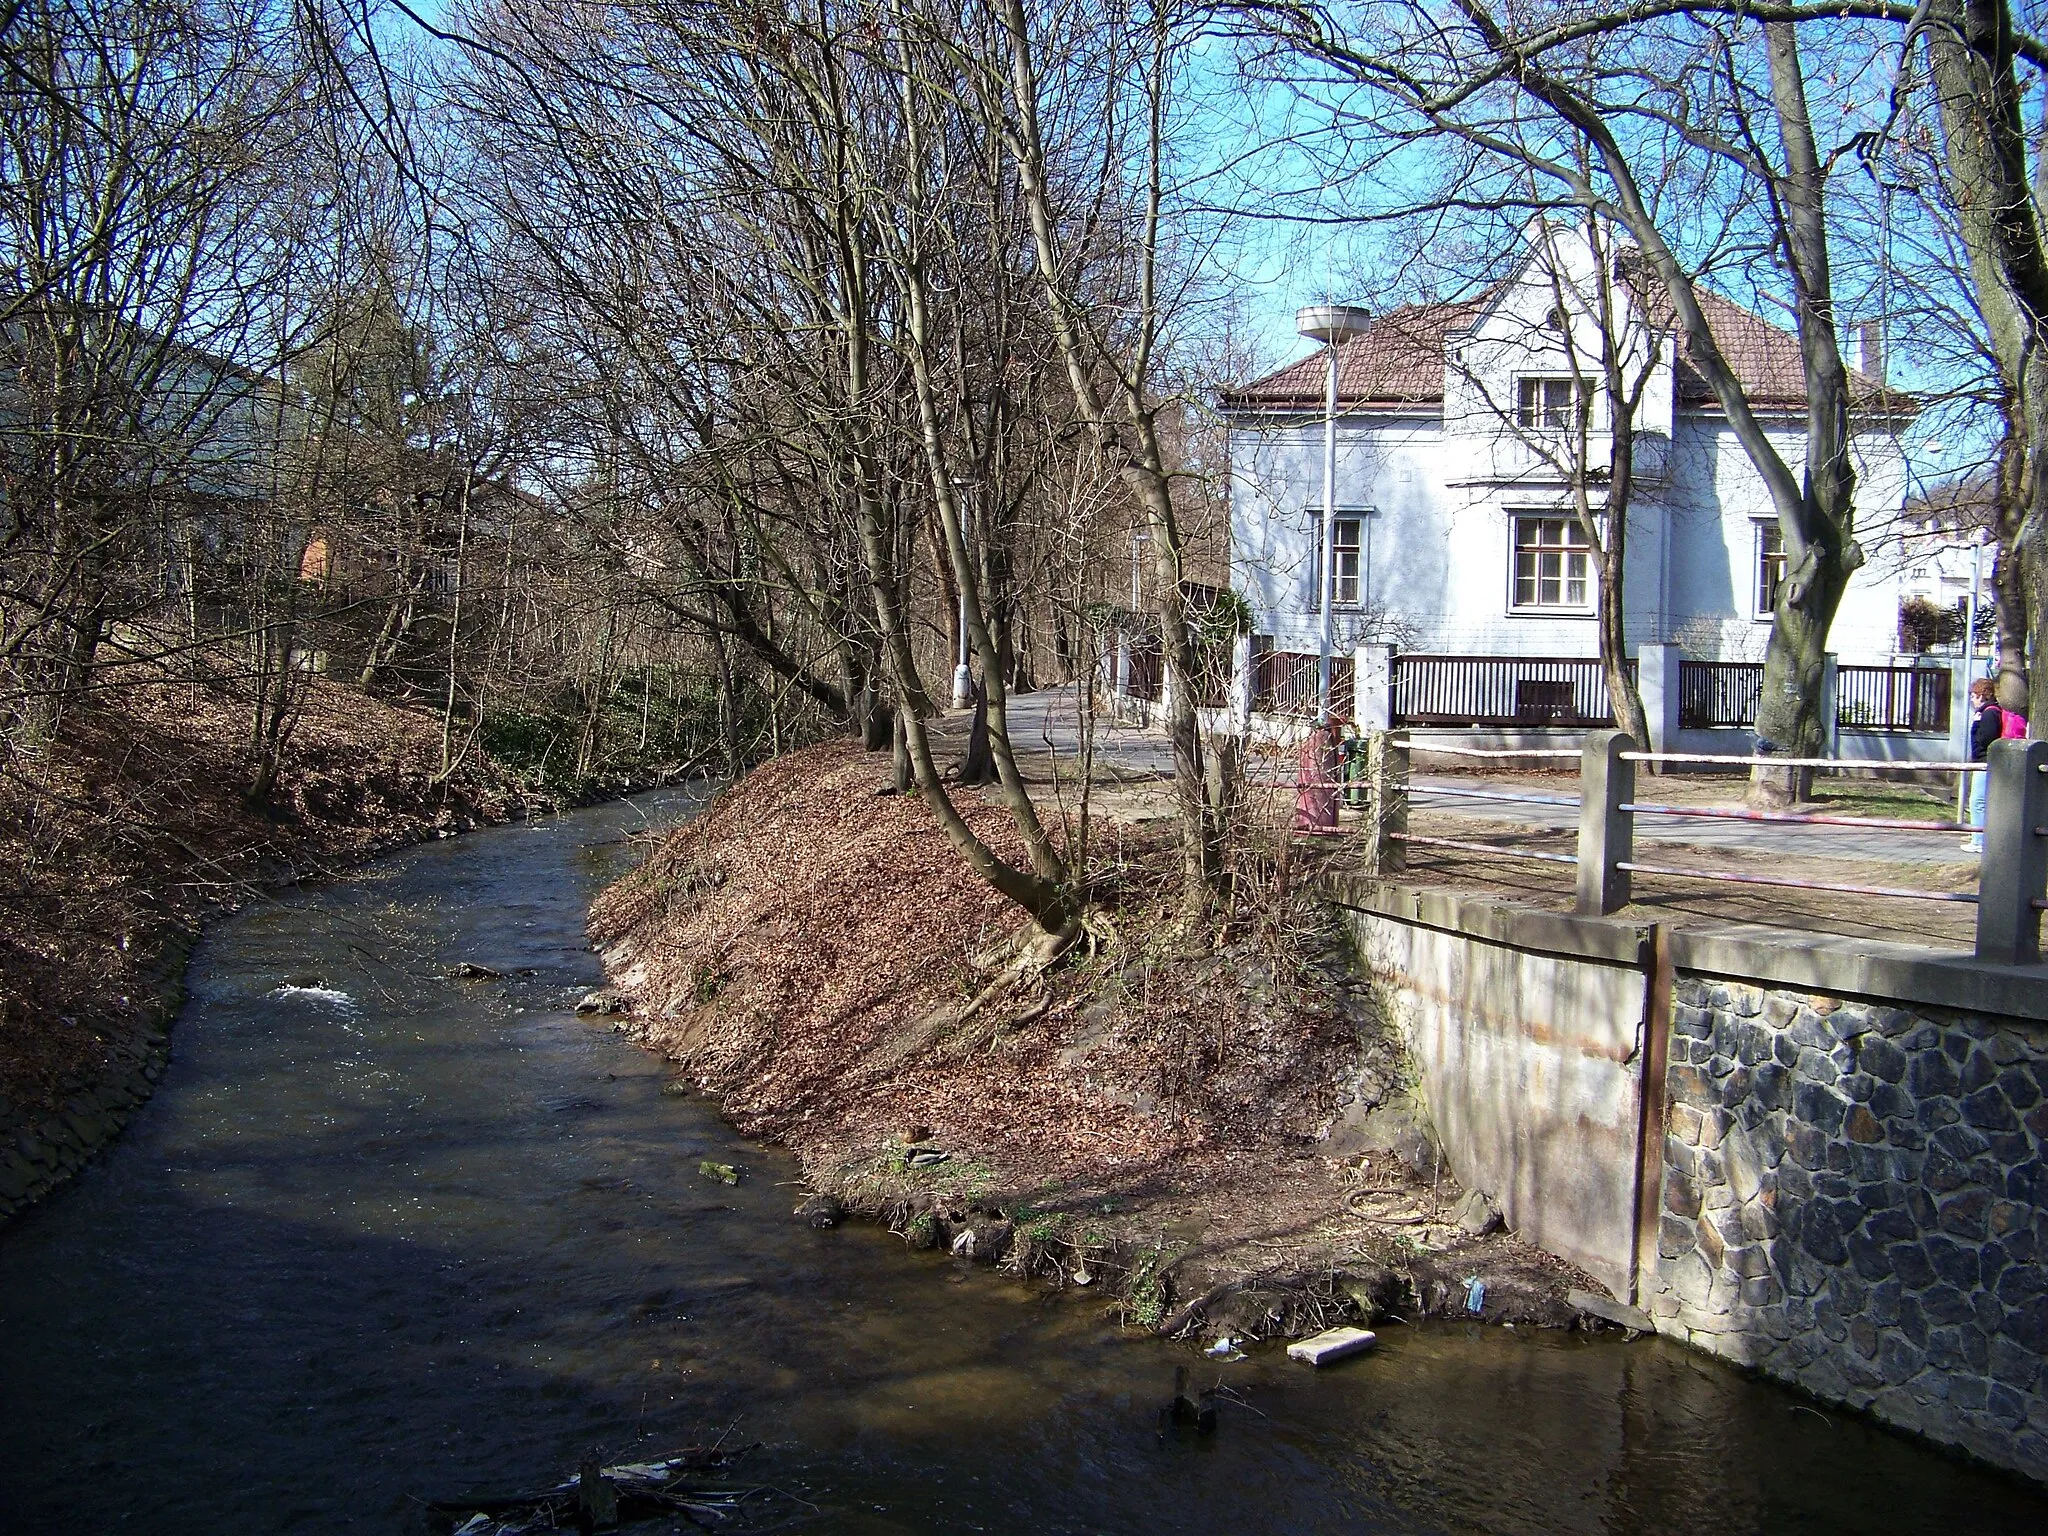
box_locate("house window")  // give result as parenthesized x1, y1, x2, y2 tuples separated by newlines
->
(1511, 515, 1592, 610)
(1308, 511, 1369, 608)
(1517, 375, 1587, 430)
(1331, 516, 1362, 605)
(1755, 522, 1786, 618)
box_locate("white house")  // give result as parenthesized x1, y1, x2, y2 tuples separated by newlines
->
(1219, 225, 1926, 736)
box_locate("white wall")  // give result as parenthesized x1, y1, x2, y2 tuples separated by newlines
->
(1661, 419, 1909, 665)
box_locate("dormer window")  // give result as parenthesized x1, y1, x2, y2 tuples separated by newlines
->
(1517, 375, 1587, 431)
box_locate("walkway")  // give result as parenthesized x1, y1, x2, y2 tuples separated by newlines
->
(999, 691, 1974, 870)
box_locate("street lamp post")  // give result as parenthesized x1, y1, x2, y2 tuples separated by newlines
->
(1295, 305, 1373, 722)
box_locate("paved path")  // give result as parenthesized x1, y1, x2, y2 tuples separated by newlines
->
(1001, 691, 1973, 869)
(1405, 779, 1971, 867)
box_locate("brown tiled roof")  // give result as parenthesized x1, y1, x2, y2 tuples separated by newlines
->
(1224, 284, 1897, 414)
(1222, 298, 1487, 410)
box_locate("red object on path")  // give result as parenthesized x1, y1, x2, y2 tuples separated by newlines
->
(1294, 724, 1340, 834)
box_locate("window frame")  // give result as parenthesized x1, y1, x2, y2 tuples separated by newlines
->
(1507, 511, 1596, 616)
(1753, 519, 1787, 620)
(1307, 507, 1373, 610)
(1515, 374, 1590, 432)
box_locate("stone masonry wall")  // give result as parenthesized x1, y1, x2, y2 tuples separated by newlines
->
(1647, 977, 2048, 1479)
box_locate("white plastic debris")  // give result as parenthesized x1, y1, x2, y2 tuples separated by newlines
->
(1286, 1326, 1378, 1366)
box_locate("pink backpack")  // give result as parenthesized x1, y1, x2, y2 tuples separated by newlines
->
(2000, 709, 2029, 739)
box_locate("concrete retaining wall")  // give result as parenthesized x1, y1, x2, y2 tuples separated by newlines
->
(1328, 877, 2048, 1484)
(1350, 909, 1648, 1297)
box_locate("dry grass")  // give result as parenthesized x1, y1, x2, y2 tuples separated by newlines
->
(591, 741, 1598, 1331)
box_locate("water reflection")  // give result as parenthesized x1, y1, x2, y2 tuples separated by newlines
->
(1, 789, 2041, 1534)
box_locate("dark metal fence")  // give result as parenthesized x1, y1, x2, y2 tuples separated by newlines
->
(1678, 661, 1763, 730)
(1126, 634, 1163, 702)
(1838, 664, 1951, 734)
(1679, 659, 1951, 733)
(1254, 647, 1352, 718)
(1392, 655, 1628, 727)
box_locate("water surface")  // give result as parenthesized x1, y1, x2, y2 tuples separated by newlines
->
(2, 791, 2043, 1533)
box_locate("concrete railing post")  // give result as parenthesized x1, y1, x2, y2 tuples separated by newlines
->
(1356, 642, 1396, 733)
(1636, 643, 1682, 755)
(1948, 658, 1975, 765)
(1367, 729, 1409, 876)
(1974, 738, 2048, 965)
(1230, 633, 1252, 733)
(1820, 652, 1840, 758)
(1577, 729, 1636, 916)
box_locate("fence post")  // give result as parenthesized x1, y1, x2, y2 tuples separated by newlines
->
(1231, 633, 1252, 733)
(1577, 729, 1636, 915)
(1356, 642, 1396, 732)
(1367, 729, 1409, 877)
(1636, 643, 1682, 754)
(1948, 658, 1974, 763)
(1974, 739, 2048, 965)
(1820, 653, 1840, 759)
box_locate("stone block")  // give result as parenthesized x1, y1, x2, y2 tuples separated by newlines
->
(1742, 1275, 1784, 1309)
(1939, 1188, 1993, 1240)
(1667, 1249, 1714, 1309)
(1998, 1065, 2041, 1111)
(1847, 1232, 1892, 1282)
(1857, 1035, 1908, 1084)
(1657, 1214, 1696, 1259)
(1669, 1103, 1703, 1146)
(1911, 1051, 1961, 1099)
(1962, 1323, 1993, 1373)
(1664, 1170, 1702, 1219)
(1989, 1381, 2031, 1424)
(1738, 1020, 1776, 1066)
(1925, 1236, 1982, 1290)
(1789, 1010, 1840, 1052)
(1988, 1334, 2041, 1392)
(1752, 1062, 1793, 1113)
(1963, 1085, 2021, 1132)
(1697, 1214, 1726, 1267)
(2005, 1295, 2048, 1353)
(1961, 1049, 2000, 1094)
(1844, 1105, 1884, 1145)
(1880, 1333, 1925, 1385)
(1785, 1120, 1829, 1170)
(1794, 1082, 1849, 1136)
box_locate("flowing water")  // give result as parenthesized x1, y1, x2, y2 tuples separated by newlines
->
(2, 791, 2044, 1534)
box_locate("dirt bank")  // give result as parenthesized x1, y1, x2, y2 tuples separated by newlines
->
(590, 741, 1607, 1346)
(0, 677, 529, 1220)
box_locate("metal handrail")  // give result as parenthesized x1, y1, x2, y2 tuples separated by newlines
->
(1393, 740, 1581, 759)
(1619, 801, 1972, 833)
(1621, 749, 1983, 772)
(1614, 858, 1979, 904)
(1415, 785, 1582, 808)
(1391, 833, 1578, 866)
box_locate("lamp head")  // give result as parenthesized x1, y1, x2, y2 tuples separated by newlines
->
(1295, 304, 1373, 344)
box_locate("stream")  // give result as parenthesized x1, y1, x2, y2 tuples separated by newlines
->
(2, 789, 2043, 1533)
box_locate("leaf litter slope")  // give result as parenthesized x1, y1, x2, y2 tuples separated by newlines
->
(590, 741, 1592, 1324)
